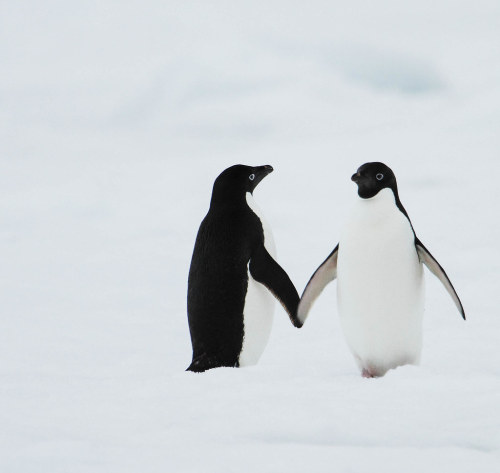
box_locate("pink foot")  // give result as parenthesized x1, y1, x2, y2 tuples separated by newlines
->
(362, 368, 375, 378)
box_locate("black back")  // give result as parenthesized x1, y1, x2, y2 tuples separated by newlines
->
(187, 165, 274, 372)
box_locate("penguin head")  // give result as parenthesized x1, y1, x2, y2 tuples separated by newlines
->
(214, 164, 274, 194)
(211, 164, 274, 202)
(351, 162, 397, 199)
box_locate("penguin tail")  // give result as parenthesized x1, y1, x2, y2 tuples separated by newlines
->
(186, 353, 238, 373)
(186, 359, 208, 373)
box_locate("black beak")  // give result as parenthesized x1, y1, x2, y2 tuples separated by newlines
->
(250, 165, 274, 193)
(255, 164, 274, 179)
(351, 172, 360, 183)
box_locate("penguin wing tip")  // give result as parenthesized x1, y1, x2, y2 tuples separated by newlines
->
(293, 317, 304, 329)
(295, 304, 308, 327)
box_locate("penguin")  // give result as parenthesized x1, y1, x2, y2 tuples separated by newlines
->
(297, 162, 465, 377)
(187, 164, 301, 373)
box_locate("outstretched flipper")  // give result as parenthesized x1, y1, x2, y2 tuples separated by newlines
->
(249, 244, 301, 327)
(297, 244, 339, 326)
(415, 238, 465, 320)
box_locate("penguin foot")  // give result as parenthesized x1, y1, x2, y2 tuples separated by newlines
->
(361, 368, 376, 378)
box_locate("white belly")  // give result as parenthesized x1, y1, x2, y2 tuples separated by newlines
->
(337, 189, 425, 376)
(239, 193, 276, 366)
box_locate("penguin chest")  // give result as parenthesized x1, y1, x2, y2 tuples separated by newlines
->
(238, 193, 276, 366)
(337, 190, 424, 372)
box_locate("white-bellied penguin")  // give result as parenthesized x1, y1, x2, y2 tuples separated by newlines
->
(297, 162, 465, 377)
(187, 164, 301, 372)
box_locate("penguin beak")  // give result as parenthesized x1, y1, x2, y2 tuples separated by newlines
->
(250, 165, 274, 192)
(351, 172, 361, 183)
(256, 165, 274, 179)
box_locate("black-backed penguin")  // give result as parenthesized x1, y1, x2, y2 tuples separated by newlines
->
(297, 162, 465, 378)
(187, 164, 301, 372)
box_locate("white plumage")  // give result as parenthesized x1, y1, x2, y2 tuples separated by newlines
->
(297, 163, 464, 377)
(337, 188, 424, 376)
(238, 193, 276, 366)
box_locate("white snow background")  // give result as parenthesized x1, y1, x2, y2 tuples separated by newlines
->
(1, 1, 499, 472)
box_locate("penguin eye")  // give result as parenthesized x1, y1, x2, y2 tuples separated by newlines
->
(249, 174, 255, 181)
(376, 173, 384, 181)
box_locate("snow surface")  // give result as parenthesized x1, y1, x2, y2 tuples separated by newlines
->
(1, 1, 499, 471)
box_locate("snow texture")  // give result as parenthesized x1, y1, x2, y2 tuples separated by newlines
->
(1, 1, 499, 472)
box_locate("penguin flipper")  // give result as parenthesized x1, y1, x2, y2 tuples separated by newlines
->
(297, 244, 339, 325)
(415, 238, 466, 320)
(249, 244, 301, 327)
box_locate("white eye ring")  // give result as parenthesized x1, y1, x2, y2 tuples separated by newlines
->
(376, 173, 384, 181)
(249, 174, 255, 181)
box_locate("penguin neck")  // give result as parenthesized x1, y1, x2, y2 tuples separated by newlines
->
(354, 188, 398, 219)
(359, 187, 397, 205)
(355, 187, 414, 233)
(210, 188, 248, 210)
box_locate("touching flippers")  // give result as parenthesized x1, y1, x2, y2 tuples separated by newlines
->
(415, 238, 465, 320)
(249, 244, 301, 327)
(297, 244, 339, 325)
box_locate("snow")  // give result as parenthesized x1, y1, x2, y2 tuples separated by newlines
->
(1, 0, 499, 471)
